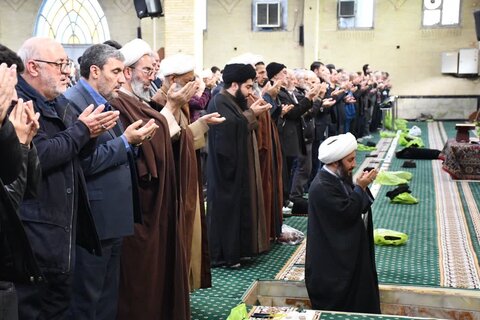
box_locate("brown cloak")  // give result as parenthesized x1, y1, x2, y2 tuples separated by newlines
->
(112, 91, 190, 320)
(155, 89, 212, 290)
(256, 112, 284, 239)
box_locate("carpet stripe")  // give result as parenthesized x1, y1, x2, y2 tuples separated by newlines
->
(429, 122, 480, 288)
(460, 181, 480, 250)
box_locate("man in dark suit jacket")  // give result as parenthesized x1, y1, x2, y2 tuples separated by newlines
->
(267, 63, 319, 207)
(63, 44, 157, 320)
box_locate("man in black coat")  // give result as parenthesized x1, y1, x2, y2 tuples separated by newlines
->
(0, 60, 42, 320)
(63, 43, 156, 319)
(306, 132, 381, 314)
(15, 37, 119, 319)
(206, 63, 271, 267)
(267, 63, 319, 207)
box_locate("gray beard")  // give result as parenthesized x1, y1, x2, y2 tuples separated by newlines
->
(131, 78, 151, 102)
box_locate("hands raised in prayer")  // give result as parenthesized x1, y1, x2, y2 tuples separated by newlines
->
(123, 119, 159, 146)
(250, 98, 272, 116)
(356, 168, 378, 190)
(262, 80, 282, 98)
(164, 81, 199, 116)
(321, 97, 336, 108)
(199, 112, 225, 125)
(281, 104, 294, 118)
(9, 99, 40, 146)
(0, 63, 18, 125)
(78, 104, 120, 138)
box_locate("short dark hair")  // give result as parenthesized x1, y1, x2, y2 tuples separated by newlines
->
(325, 64, 336, 73)
(0, 43, 24, 73)
(310, 61, 323, 72)
(80, 44, 124, 79)
(362, 64, 370, 75)
(255, 61, 265, 67)
(103, 40, 122, 49)
(211, 66, 221, 73)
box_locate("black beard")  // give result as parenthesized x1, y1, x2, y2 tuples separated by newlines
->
(257, 79, 268, 88)
(234, 88, 248, 110)
(337, 162, 353, 186)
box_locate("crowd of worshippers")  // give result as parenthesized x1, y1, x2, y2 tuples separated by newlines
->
(0, 36, 393, 320)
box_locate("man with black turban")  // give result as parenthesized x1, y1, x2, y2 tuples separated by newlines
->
(206, 62, 272, 267)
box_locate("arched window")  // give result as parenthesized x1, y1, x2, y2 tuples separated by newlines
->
(34, 0, 110, 44)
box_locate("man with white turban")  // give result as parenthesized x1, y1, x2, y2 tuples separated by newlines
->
(305, 132, 381, 314)
(152, 53, 225, 291)
(111, 39, 193, 320)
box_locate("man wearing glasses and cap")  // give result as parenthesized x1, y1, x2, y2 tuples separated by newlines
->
(15, 37, 118, 319)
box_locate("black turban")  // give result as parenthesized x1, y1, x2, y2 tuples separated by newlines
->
(266, 62, 286, 79)
(222, 63, 256, 84)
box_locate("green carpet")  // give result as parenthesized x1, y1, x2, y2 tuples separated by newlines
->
(190, 216, 307, 320)
(190, 121, 480, 319)
(373, 121, 440, 286)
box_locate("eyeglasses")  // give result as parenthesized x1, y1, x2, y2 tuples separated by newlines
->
(132, 67, 155, 77)
(33, 59, 73, 73)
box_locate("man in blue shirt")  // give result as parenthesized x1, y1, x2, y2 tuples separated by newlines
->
(63, 44, 158, 320)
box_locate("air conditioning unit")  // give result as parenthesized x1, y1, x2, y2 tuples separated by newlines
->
(338, 0, 355, 18)
(256, 1, 281, 28)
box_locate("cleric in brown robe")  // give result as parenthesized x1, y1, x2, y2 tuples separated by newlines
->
(111, 39, 190, 320)
(306, 132, 381, 314)
(206, 62, 271, 267)
(152, 53, 224, 290)
(253, 60, 284, 240)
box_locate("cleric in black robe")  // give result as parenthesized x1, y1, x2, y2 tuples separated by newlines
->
(206, 63, 270, 267)
(305, 132, 381, 314)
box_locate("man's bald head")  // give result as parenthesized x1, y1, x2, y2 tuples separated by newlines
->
(18, 37, 71, 100)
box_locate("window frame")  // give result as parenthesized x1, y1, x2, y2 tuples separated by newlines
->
(34, 0, 111, 45)
(337, 0, 375, 30)
(421, 0, 462, 28)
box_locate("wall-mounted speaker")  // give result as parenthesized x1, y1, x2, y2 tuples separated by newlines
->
(133, 0, 163, 19)
(145, 0, 163, 17)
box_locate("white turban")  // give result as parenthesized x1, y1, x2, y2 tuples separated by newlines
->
(159, 53, 195, 77)
(227, 52, 264, 66)
(199, 69, 212, 79)
(120, 39, 153, 67)
(318, 132, 357, 164)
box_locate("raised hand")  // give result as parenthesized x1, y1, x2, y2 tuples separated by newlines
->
(306, 83, 322, 100)
(198, 112, 226, 125)
(0, 64, 18, 124)
(78, 104, 120, 138)
(123, 119, 159, 145)
(9, 99, 40, 146)
(250, 98, 272, 116)
(164, 81, 199, 115)
(356, 168, 378, 190)
(321, 98, 336, 108)
(281, 104, 294, 117)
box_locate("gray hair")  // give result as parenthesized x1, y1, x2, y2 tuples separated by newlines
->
(293, 68, 307, 81)
(80, 44, 124, 79)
